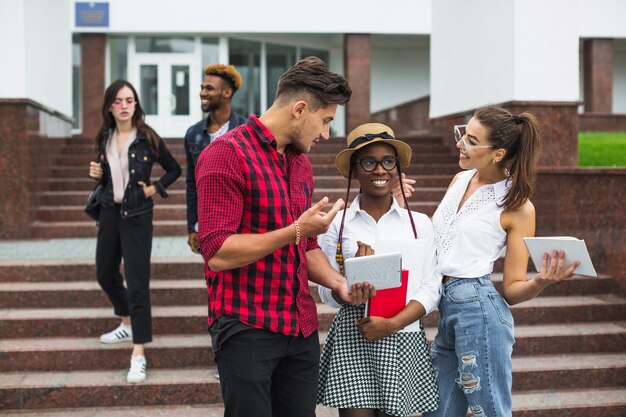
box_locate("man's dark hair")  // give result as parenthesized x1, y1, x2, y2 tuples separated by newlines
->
(275, 56, 351, 110)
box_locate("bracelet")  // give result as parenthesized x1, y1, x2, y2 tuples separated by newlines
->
(293, 220, 301, 246)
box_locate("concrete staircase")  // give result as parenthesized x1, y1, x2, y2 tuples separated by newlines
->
(3, 133, 625, 416)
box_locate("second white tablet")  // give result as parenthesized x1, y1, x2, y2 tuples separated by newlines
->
(344, 252, 402, 291)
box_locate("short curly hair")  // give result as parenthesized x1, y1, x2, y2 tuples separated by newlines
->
(203, 64, 243, 92)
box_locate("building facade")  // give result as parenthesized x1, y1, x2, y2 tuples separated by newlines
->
(2, 0, 625, 139)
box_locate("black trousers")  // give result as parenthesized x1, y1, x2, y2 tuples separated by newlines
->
(96, 205, 153, 344)
(216, 328, 320, 417)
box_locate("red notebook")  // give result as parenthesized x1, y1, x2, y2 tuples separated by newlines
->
(366, 269, 409, 319)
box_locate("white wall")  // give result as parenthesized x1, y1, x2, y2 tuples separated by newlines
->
(578, 0, 626, 38)
(0, 0, 26, 97)
(430, 0, 515, 118)
(371, 36, 430, 113)
(76, 0, 431, 34)
(513, 0, 579, 102)
(0, 0, 72, 118)
(614, 39, 626, 113)
(431, 0, 583, 118)
(24, 0, 72, 117)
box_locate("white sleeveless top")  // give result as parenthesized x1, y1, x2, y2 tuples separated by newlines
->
(432, 169, 510, 278)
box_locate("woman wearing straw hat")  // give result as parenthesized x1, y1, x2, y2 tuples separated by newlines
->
(317, 123, 440, 417)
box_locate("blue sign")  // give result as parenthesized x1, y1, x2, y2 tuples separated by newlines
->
(75, 2, 109, 27)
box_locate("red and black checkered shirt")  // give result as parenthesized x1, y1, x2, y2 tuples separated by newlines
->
(196, 114, 319, 337)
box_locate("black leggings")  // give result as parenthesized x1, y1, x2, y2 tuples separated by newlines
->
(96, 205, 153, 344)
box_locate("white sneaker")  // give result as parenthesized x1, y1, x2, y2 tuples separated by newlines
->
(100, 323, 132, 344)
(127, 355, 147, 383)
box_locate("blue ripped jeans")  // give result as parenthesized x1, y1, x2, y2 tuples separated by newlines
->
(424, 276, 515, 417)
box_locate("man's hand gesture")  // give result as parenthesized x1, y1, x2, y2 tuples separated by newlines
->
(297, 197, 344, 238)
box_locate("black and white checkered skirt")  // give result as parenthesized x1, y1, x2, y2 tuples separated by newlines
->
(317, 304, 439, 416)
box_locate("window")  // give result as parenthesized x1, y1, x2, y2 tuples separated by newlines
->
(201, 37, 219, 73)
(140, 65, 158, 115)
(229, 39, 261, 116)
(301, 48, 329, 65)
(135, 36, 194, 53)
(266, 43, 296, 106)
(109, 36, 128, 81)
(171, 65, 190, 115)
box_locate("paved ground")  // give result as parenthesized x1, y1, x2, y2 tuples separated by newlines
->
(0, 237, 195, 262)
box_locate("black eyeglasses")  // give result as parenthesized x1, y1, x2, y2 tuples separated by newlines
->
(358, 157, 398, 172)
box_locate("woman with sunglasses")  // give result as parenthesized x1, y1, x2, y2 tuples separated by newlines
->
(317, 123, 440, 417)
(424, 106, 579, 417)
(87, 79, 181, 383)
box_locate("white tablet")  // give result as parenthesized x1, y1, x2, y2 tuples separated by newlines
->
(344, 252, 402, 291)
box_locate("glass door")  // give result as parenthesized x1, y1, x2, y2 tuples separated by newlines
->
(132, 55, 201, 137)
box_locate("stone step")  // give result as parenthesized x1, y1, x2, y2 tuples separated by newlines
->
(0, 404, 232, 417)
(65, 133, 445, 147)
(3, 387, 626, 417)
(30, 220, 187, 239)
(55, 152, 459, 166)
(509, 387, 626, 417)
(2, 295, 625, 338)
(510, 353, 626, 391)
(35, 204, 188, 222)
(1, 325, 624, 372)
(51, 162, 460, 179)
(30, 205, 442, 232)
(0, 279, 207, 309)
(0, 274, 617, 307)
(0, 259, 204, 283)
(34, 187, 447, 208)
(0, 368, 221, 411)
(1, 367, 625, 412)
(59, 140, 448, 162)
(46, 178, 188, 192)
(0, 257, 616, 297)
(46, 174, 454, 192)
(56, 152, 187, 166)
(59, 138, 452, 155)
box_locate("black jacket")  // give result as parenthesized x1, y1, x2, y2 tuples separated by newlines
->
(184, 111, 247, 232)
(97, 129, 181, 218)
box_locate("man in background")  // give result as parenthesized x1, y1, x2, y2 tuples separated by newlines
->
(184, 64, 247, 253)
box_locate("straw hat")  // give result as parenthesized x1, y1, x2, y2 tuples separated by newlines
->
(335, 123, 412, 178)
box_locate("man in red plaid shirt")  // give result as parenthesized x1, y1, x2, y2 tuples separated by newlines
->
(196, 57, 360, 417)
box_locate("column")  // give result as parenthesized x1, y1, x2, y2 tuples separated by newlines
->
(584, 39, 614, 113)
(344, 34, 371, 132)
(81, 34, 106, 139)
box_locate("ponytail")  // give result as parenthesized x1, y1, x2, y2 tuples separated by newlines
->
(474, 106, 541, 211)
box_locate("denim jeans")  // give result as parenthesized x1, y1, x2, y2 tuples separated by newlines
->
(424, 276, 515, 417)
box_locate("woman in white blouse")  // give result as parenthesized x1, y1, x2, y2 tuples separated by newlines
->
(317, 123, 440, 417)
(424, 106, 579, 417)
